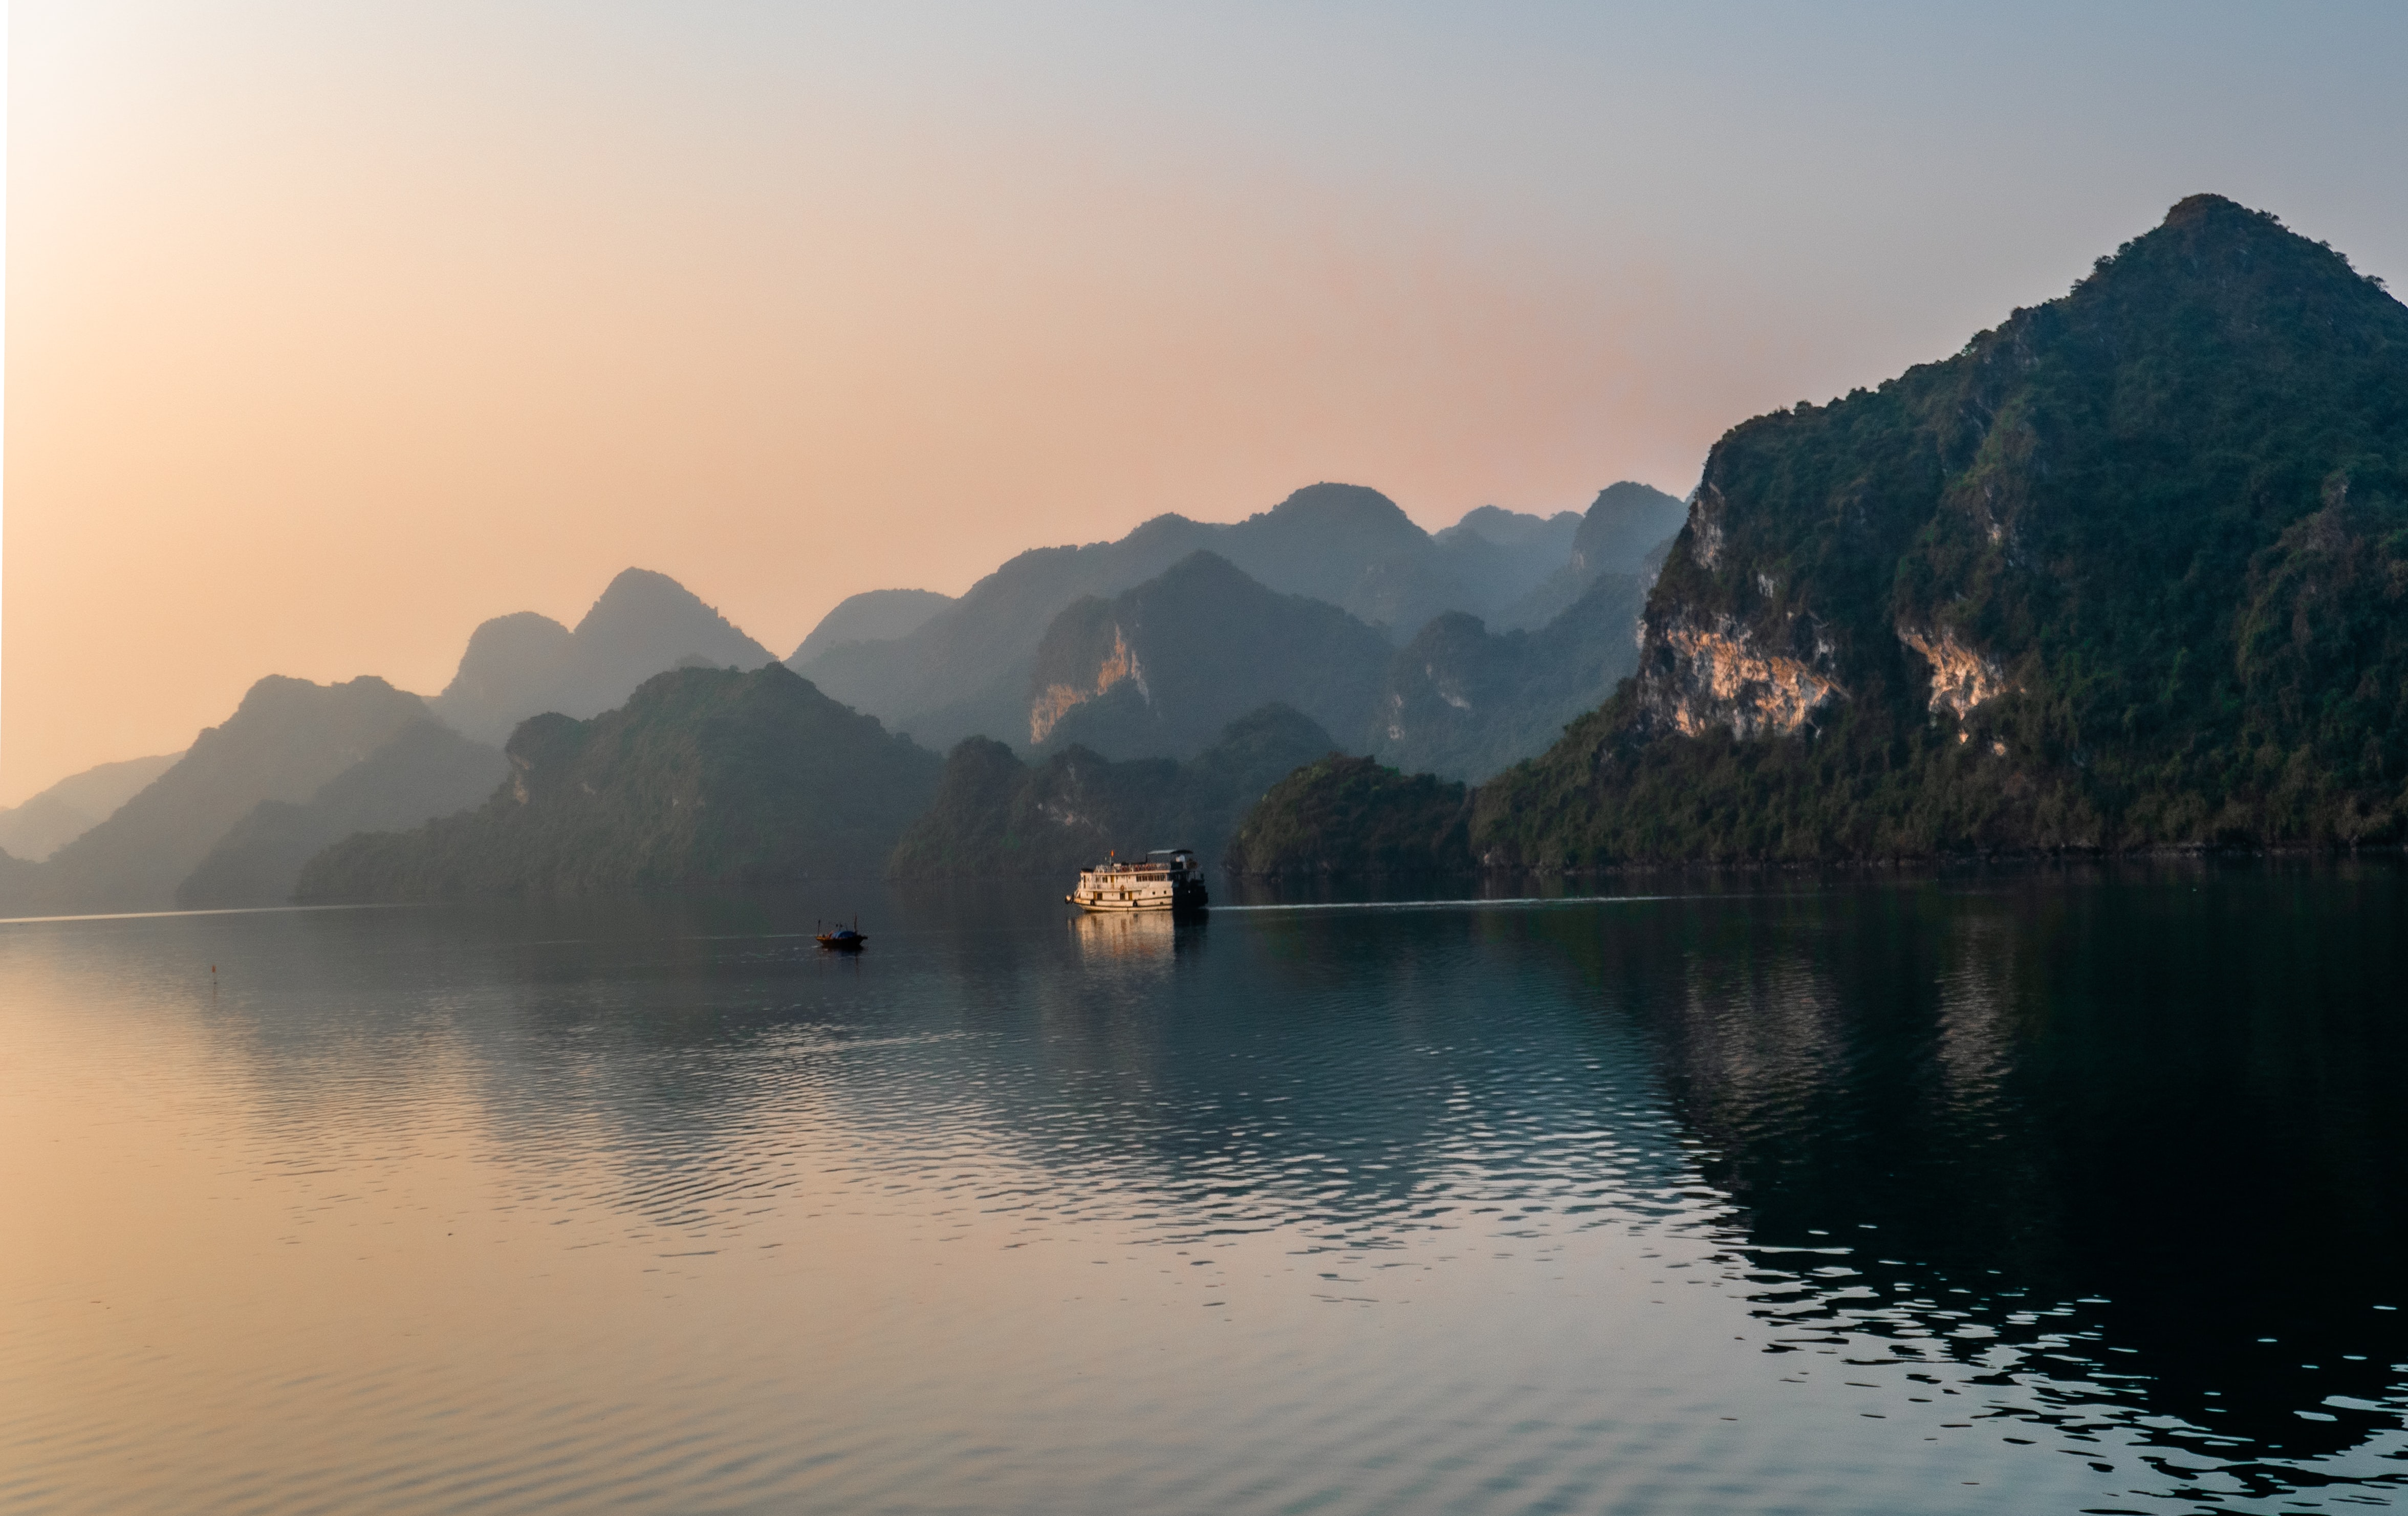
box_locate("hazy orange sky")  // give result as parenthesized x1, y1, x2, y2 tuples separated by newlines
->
(9, 2, 2408, 803)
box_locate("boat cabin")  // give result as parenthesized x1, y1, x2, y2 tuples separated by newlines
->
(1067, 848, 1209, 914)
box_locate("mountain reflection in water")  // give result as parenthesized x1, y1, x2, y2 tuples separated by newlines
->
(1590, 870, 2408, 1504)
(2, 865, 2402, 1514)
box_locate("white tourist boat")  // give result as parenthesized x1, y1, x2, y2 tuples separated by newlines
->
(1066, 849, 1209, 914)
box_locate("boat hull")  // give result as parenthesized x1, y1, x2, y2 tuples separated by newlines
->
(1067, 849, 1208, 915)
(1064, 892, 1206, 914)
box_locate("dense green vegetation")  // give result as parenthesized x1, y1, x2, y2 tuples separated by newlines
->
(297, 664, 938, 899)
(888, 703, 1336, 877)
(1468, 195, 2408, 865)
(1225, 755, 1471, 876)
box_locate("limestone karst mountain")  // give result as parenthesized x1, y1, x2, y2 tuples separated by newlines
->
(791, 483, 1598, 752)
(1, 676, 436, 913)
(1021, 538, 1688, 784)
(433, 568, 776, 743)
(0, 751, 182, 863)
(1465, 194, 2408, 864)
(297, 663, 939, 900)
(177, 720, 509, 907)
(1027, 551, 1395, 761)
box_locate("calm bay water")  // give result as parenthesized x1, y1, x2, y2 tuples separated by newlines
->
(3, 868, 2404, 1514)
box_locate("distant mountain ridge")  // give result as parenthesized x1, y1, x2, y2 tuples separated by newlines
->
(434, 568, 776, 742)
(1374, 559, 1661, 781)
(0, 751, 182, 863)
(1028, 551, 1395, 760)
(178, 720, 508, 907)
(0, 675, 435, 913)
(1495, 482, 1687, 629)
(789, 588, 956, 665)
(792, 483, 1648, 753)
(1018, 484, 1686, 779)
(298, 664, 940, 899)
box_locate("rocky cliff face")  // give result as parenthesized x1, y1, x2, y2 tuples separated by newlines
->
(1472, 194, 2408, 865)
(1030, 624, 1148, 744)
(1024, 551, 1392, 761)
(1635, 611, 1842, 741)
(1895, 623, 2015, 729)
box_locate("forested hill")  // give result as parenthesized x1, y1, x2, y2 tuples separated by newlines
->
(1468, 194, 2408, 864)
(296, 664, 939, 899)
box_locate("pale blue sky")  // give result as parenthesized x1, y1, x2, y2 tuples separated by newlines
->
(9, 1, 2408, 798)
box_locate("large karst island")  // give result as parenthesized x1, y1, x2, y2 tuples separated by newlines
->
(5, 193, 2403, 907)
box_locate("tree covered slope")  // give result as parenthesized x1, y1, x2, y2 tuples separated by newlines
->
(1476, 195, 2408, 864)
(297, 664, 938, 899)
(888, 703, 1337, 878)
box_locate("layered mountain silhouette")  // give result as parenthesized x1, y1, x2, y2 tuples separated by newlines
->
(1021, 517, 1679, 781)
(0, 751, 182, 863)
(792, 483, 1623, 751)
(0, 676, 435, 913)
(178, 721, 508, 907)
(1498, 482, 1687, 629)
(890, 703, 1336, 878)
(1028, 551, 1395, 760)
(297, 663, 939, 899)
(1375, 560, 1661, 781)
(1227, 194, 2408, 870)
(433, 568, 775, 743)
(788, 588, 955, 665)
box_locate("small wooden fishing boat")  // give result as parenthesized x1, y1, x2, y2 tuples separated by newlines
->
(816, 918, 867, 952)
(1067, 849, 1208, 914)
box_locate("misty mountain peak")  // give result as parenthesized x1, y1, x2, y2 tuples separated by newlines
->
(575, 568, 767, 659)
(435, 569, 776, 743)
(1442, 505, 1581, 548)
(1571, 482, 1688, 577)
(1255, 483, 1422, 544)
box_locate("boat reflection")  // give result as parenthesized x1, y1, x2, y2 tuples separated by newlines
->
(1068, 905, 1199, 962)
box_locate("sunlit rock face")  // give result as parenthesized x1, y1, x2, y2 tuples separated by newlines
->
(1637, 612, 1843, 741)
(1468, 196, 2408, 864)
(1685, 484, 1728, 571)
(1896, 623, 2015, 722)
(1020, 551, 1392, 763)
(1029, 625, 1147, 744)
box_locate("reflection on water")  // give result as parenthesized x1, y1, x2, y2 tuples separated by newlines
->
(2, 868, 2404, 1513)
(1066, 905, 1194, 964)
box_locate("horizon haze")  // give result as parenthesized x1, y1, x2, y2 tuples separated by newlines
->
(10, 2, 2408, 803)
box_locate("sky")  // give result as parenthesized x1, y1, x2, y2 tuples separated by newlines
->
(7, 1, 2408, 804)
